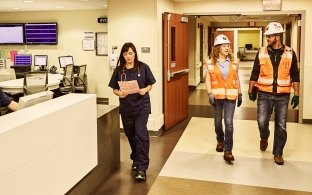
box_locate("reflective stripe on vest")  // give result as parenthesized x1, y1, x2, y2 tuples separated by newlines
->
(257, 46, 292, 93)
(208, 58, 239, 100)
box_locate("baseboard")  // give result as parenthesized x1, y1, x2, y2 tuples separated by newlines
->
(97, 97, 109, 105)
(302, 119, 312, 124)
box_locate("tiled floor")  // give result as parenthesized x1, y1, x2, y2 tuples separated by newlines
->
(149, 118, 312, 194)
(92, 60, 308, 195)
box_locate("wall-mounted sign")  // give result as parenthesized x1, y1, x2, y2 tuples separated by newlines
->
(96, 32, 108, 56)
(263, 0, 282, 11)
(248, 21, 256, 27)
(98, 17, 108, 23)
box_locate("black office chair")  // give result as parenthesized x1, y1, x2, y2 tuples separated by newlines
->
(23, 71, 48, 95)
(59, 64, 74, 94)
(74, 65, 87, 93)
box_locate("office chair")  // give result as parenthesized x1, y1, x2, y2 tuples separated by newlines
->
(23, 71, 48, 95)
(74, 65, 87, 93)
(238, 47, 247, 61)
(59, 64, 74, 94)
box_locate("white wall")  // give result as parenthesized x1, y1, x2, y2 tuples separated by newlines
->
(0, 10, 109, 98)
(108, 0, 163, 131)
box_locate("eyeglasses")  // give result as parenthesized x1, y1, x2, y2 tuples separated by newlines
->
(265, 35, 276, 38)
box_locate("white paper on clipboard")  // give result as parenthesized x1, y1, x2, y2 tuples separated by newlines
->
(118, 80, 140, 94)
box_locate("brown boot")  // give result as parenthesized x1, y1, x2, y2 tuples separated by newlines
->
(274, 155, 284, 165)
(223, 151, 235, 162)
(260, 139, 268, 151)
(216, 142, 224, 152)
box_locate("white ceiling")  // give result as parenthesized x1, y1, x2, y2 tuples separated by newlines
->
(0, 0, 107, 12)
(0, 0, 294, 24)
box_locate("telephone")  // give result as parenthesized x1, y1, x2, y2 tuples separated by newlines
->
(49, 66, 57, 74)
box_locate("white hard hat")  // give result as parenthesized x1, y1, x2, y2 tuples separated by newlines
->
(214, 34, 231, 46)
(264, 22, 284, 35)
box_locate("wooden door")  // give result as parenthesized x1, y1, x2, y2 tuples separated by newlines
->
(163, 13, 189, 130)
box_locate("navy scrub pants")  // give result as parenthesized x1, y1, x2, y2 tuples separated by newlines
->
(121, 111, 150, 171)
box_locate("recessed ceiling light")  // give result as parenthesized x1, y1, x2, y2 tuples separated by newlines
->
(23, 0, 34, 3)
(12, 7, 20, 10)
(56, 5, 65, 9)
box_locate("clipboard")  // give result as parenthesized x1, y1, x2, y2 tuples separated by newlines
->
(118, 80, 140, 94)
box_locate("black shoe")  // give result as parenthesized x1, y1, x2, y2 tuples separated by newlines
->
(135, 170, 146, 180)
(132, 164, 137, 171)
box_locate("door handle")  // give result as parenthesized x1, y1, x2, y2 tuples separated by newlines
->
(167, 68, 190, 81)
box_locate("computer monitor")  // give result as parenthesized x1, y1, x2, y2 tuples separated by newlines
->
(58, 56, 74, 68)
(17, 91, 54, 110)
(14, 54, 32, 66)
(34, 55, 48, 70)
(245, 44, 253, 50)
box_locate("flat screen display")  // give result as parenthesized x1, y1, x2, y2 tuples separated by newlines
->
(0, 24, 24, 44)
(25, 23, 57, 45)
(58, 56, 74, 68)
(14, 54, 32, 66)
(34, 55, 48, 66)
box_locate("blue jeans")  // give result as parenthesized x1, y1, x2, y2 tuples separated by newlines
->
(257, 92, 289, 156)
(214, 99, 236, 152)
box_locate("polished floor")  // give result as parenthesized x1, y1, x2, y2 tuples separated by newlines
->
(92, 61, 308, 195)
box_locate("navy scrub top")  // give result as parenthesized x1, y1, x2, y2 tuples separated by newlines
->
(0, 89, 12, 107)
(108, 62, 156, 115)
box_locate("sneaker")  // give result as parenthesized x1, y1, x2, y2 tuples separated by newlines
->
(274, 155, 284, 165)
(132, 164, 137, 171)
(135, 170, 146, 180)
(216, 142, 224, 152)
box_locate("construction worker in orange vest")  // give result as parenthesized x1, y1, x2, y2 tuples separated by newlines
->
(248, 22, 300, 165)
(205, 34, 242, 163)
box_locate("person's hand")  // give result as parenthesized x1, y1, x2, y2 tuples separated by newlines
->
(208, 93, 215, 107)
(248, 92, 256, 101)
(291, 95, 299, 109)
(139, 88, 147, 96)
(118, 90, 127, 98)
(237, 93, 242, 107)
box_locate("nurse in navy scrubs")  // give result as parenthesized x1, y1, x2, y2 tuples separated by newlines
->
(108, 42, 156, 180)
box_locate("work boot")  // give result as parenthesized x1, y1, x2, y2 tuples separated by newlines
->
(216, 142, 224, 152)
(223, 151, 235, 162)
(274, 155, 284, 165)
(260, 139, 268, 151)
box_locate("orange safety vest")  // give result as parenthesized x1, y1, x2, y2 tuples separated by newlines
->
(207, 59, 239, 100)
(256, 46, 292, 93)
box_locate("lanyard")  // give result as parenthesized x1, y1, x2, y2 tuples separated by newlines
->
(120, 72, 127, 82)
(120, 66, 141, 82)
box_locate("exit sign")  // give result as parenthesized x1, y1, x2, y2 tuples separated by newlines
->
(98, 17, 107, 23)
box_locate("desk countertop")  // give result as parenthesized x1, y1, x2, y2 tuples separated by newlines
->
(0, 73, 63, 93)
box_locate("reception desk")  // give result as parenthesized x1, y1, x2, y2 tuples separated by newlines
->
(66, 104, 120, 195)
(0, 94, 98, 194)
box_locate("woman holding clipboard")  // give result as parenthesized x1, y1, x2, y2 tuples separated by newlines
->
(108, 42, 156, 181)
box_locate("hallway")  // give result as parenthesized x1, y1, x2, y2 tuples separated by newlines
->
(92, 61, 306, 194)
